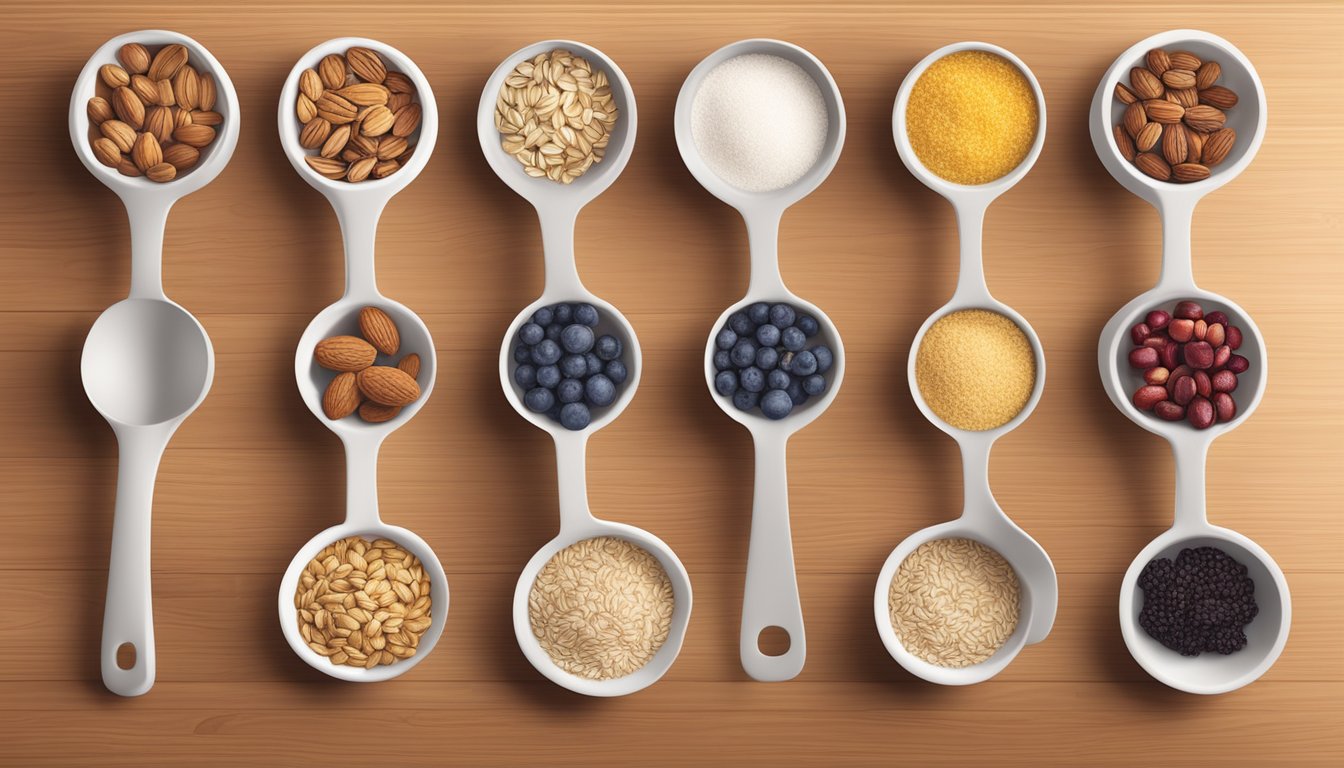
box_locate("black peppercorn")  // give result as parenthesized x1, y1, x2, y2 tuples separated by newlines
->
(1138, 546, 1258, 656)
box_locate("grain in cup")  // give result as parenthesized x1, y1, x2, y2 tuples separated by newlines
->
(915, 309, 1035, 431)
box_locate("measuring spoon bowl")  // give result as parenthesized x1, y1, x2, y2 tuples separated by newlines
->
(278, 520, 449, 682)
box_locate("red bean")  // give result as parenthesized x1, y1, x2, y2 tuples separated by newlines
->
(1193, 370, 1212, 398)
(1131, 322, 1151, 345)
(1226, 326, 1243, 350)
(1211, 370, 1238, 392)
(1173, 375, 1196, 406)
(1184, 341, 1214, 370)
(1160, 339, 1180, 369)
(1188, 396, 1215, 429)
(1134, 385, 1169, 411)
(1205, 323, 1225, 347)
(1146, 310, 1171, 331)
(1213, 392, 1237, 422)
(1142, 336, 1167, 350)
(1154, 401, 1186, 421)
(1194, 319, 1208, 340)
(1205, 311, 1229, 326)
(1166, 365, 1192, 398)
(1226, 354, 1250, 374)
(1129, 347, 1159, 369)
(1169, 319, 1195, 342)
(1212, 344, 1231, 369)
(1144, 366, 1170, 385)
(1174, 300, 1204, 320)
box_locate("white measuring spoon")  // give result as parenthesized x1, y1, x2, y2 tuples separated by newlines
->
(480, 40, 692, 697)
(71, 30, 240, 697)
(674, 39, 846, 682)
(276, 38, 448, 681)
(874, 42, 1055, 685)
(1092, 30, 1288, 694)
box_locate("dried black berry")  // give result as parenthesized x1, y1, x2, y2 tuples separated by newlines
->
(1137, 546, 1258, 656)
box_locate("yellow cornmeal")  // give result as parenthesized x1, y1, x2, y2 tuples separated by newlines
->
(916, 310, 1035, 431)
(906, 51, 1039, 185)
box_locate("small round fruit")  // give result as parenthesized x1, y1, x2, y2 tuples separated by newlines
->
(560, 354, 587, 379)
(713, 350, 731, 371)
(1129, 347, 1160, 369)
(785, 378, 808, 405)
(791, 350, 818, 376)
(740, 366, 765, 393)
(803, 374, 826, 396)
(760, 389, 793, 420)
(585, 352, 603, 376)
(730, 340, 757, 368)
(531, 307, 554, 327)
(769, 304, 795, 328)
(716, 327, 737, 350)
(1213, 392, 1237, 422)
(748, 303, 770, 325)
(767, 369, 791, 391)
(524, 387, 555, 413)
(561, 324, 594, 354)
(781, 327, 806, 352)
(519, 323, 544, 345)
(595, 334, 622, 361)
(574, 303, 599, 327)
(1188, 396, 1214, 429)
(755, 347, 779, 371)
(797, 315, 819, 336)
(715, 370, 738, 397)
(513, 344, 530, 363)
(536, 364, 561, 389)
(560, 402, 591, 430)
(729, 311, 754, 336)
(552, 304, 573, 325)
(545, 324, 562, 342)
(755, 324, 781, 347)
(531, 339, 562, 366)
(732, 389, 759, 412)
(604, 360, 628, 385)
(557, 378, 585, 404)
(812, 346, 834, 374)
(514, 364, 538, 389)
(585, 374, 617, 407)
(1174, 300, 1204, 320)
(1146, 309, 1171, 331)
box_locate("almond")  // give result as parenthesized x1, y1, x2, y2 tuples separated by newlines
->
(92, 137, 122, 167)
(1130, 67, 1164, 100)
(118, 43, 151, 74)
(191, 110, 223, 126)
(321, 124, 352, 159)
(1172, 163, 1210, 182)
(388, 92, 412, 113)
(347, 156, 377, 182)
(1169, 51, 1201, 71)
(376, 136, 407, 160)
(373, 161, 400, 179)
(349, 133, 378, 157)
(1183, 104, 1226, 133)
(131, 132, 162, 172)
(1135, 152, 1171, 181)
(99, 120, 136, 153)
(316, 92, 358, 124)
(319, 54, 347, 90)
(116, 157, 141, 177)
(1135, 122, 1162, 153)
(1169, 87, 1199, 108)
(1183, 125, 1204, 164)
(305, 155, 347, 179)
(1201, 128, 1236, 166)
(112, 87, 145, 128)
(173, 66, 200, 110)
(314, 335, 377, 371)
(174, 123, 216, 148)
(300, 118, 331, 149)
(146, 162, 177, 183)
(1113, 124, 1136, 161)
(1195, 61, 1221, 90)
(347, 47, 387, 83)
(147, 44, 188, 81)
(391, 104, 420, 137)
(323, 372, 363, 420)
(396, 353, 420, 380)
(173, 107, 193, 130)
(130, 74, 159, 105)
(359, 401, 401, 423)
(359, 307, 400, 355)
(87, 97, 115, 125)
(357, 366, 419, 407)
(1162, 122, 1188, 166)
(1145, 48, 1171, 76)
(163, 143, 199, 169)
(384, 71, 414, 94)
(360, 105, 394, 137)
(1143, 99, 1184, 124)
(100, 64, 130, 89)
(1113, 83, 1137, 105)
(299, 68, 324, 101)
(145, 106, 174, 144)
(1198, 85, 1238, 110)
(297, 93, 318, 123)
(337, 83, 390, 106)
(198, 73, 216, 111)
(1161, 69, 1196, 90)
(154, 78, 175, 107)
(1122, 101, 1146, 138)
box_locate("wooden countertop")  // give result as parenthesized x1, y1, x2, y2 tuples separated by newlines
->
(2, 1, 1341, 765)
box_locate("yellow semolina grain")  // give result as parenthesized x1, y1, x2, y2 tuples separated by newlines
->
(906, 51, 1039, 185)
(916, 309, 1036, 431)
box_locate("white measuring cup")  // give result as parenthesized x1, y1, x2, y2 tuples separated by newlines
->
(874, 42, 1055, 685)
(71, 30, 240, 697)
(674, 39, 846, 682)
(1091, 30, 1288, 694)
(276, 38, 448, 681)
(480, 40, 692, 697)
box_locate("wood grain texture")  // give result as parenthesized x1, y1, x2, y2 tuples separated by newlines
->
(1, 1, 1342, 765)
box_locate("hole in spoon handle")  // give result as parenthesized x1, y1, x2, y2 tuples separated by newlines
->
(740, 436, 805, 682)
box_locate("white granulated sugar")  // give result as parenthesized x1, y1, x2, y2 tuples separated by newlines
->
(691, 54, 829, 193)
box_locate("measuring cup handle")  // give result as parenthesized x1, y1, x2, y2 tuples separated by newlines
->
(343, 432, 385, 529)
(949, 198, 993, 306)
(740, 434, 805, 682)
(537, 203, 586, 299)
(331, 193, 388, 302)
(125, 196, 173, 301)
(743, 209, 787, 298)
(102, 425, 172, 696)
(553, 430, 597, 536)
(1156, 195, 1198, 292)
(1171, 435, 1211, 534)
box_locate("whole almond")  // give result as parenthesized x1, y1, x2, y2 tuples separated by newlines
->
(321, 124, 352, 159)
(337, 83, 390, 106)
(299, 68, 324, 101)
(319, 54, 347, 89)
(357, 366, 420, 407)
(341, 148, 364, 164)
(373, 161, 400, 179)
(1143, 99, 1184, 124)
(1169, 51, 1202, 71)
(1199, 85, 1239, 110)
(1161, 69, 1197, 90)
(1135, 122, 1162, 153)
(316, 92, 358, 124)
(1162, 123, 1188, 166)
(131, 133, 163, 172)
(173, 106, 193, 130)
(1183, 125, 1204, 163)
(300, 118, 331, 149)
(358, 401, 402, 423)
(396, 353, 421, 380)
(1195, 61, 1221, 90)
(116, 157, 141, 177)
(1130, 67, 1164, 100)
(163, 143, 199, 169)
(305, 155, 347, 179)
(391, 104, 420, 137)
(1170, 87, 1199, 108)
(323, 372, 363, 420)
(384, 71, 414, 94)
(198, 73, 216, 110)
(1183, 104, 1226, 133)
(147, 44, 188, 81)
(1113, 124, 1136, 161)
(315, 335, 377, 371)
(112, 87, 145, 128)
(376, 135, 407, 160)
(92, 137, 122, 167)
(174, 124, 216, 148)
(173, 66, 200, 110)
(130, 74, 159, 105)
(1173, 163, 1210, 182)
(1114, 82, 1137, 105)
(100, 64, 130, 89)
(1202, 128, 1236, 166)
(191, 110, 223, 126)
(145, 106, 174, 144)
(146, 162, 176, 183)
(87, 96, 115, 125)
(1135, 152, 1171, 181)
(99, 120, 136, 152)
(118, 43, 151, 74)
(347, 47, 387, 83)
(348, 133, 378, 157)
(154, 78, 175, 107)
(1145, 48, 1171, 76)
(360, 105, 394, 137)
(359, 307, 400, 355)
(388, 92, 412, 113)
(297, 93, 318, 123)
(1122, 101, 1146, 138)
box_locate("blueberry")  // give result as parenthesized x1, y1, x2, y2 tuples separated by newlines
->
(552, 303, 573, 325)
(557, 378, 585, 404)
(769, 303, 796, 328)
(812, 345, 834, 374)
(740, 366, 765, 393)
(716, 327, 737, 350)
(756, 346, 779, 371)
(536, 364, 561, 389)
(544, 323, 563, 342)
(545, 403, 563, 421)
(781, 326, 806, 352)
(730, 339, 757, 368)
(755, 323, 781, 347)
(531, 307, 554, 327)
(574, 303, 599, 327)
(585, 352, 604, 376)
(513, 344, 531, 363)
(779, 351, 795, 373)
(797, 314, 820, 337)
(585, 374, 617, 407)
(803, 374, 826, 396)
(791, 350, 817, 376)
(785, 378, 809, 406)
(531, 339, 562, 366)
(561, 324, 595, 354)
(560, 402, 591, 430)
(767, 369, 791, 390)
(732, 389, 760, 412)
(595, 334, 622, 361)
(519, 322, 544, 346)
(714, 370, 738, 397)
(514, 364, 538, 389)
(760, 389, 793, 419)
(604, 359, 628, 384)
(713, 350, 732, 371)
(748, 302, 771, 325)
(560, 354, 588, 378)
(729, 311, 755, 336)
(523, 387, 555, 413)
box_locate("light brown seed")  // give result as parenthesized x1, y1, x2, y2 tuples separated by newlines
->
(1169, 51, 1202, 71)
(1122, 101, 1146, 139)
(1161, 69, 1197, 90)
(174, 124, 216, 148)
(360, 105, 394, 136)
(1173, 162, 1211, 182)
(299, 68, 324, 101)
(198, 73, 216, 111)
(1145, 48, 1171, 76)
(323, 372, 362, 419)
(172, 66, 199, 110)
(319, 55, 347, 90)
(117, 157, 141, 177)
(1135, 152, 1171, 181)
(147, 44, 189, 81)
(92, 137, 121, 167)
(100, 120, 136, 153)
(129, 74, 159, 105)
(163, 143, 199, 169)
(131, 132, 163, 172)
(1162, 123, 1188, 166)
(1202, 128, 1236, 166)
(1113, 124, 1135, 161)
(144, 106, 174, 144)
(300, 118, 331, 149)
(1135, 122, 1162, 153)
(119, 43, 151, 74)
(1129, 67, 1164, 100)
(1195, 61, 1221, 90)
(1170, 87, 1199, 108)
(384, 71, 414, 94)
(396, 353, 420, 380)
(173, 107, 193, 130)
(358, 401, 401, 423)
(146, 162, 176, 183)
(100, 63, 130, 89)
(1143, 99, 1184, 124)
(347, 47, 387, 83)
(154, 78, 175, 107)
(305, 155, 346, 179)
(321, 124, 351, 159)
(87, 96, 115, 125)
(391, 104, 420, 137)
(1113, 82, 1137, 105)
(336, 83, 390, 106)
(1184, 125, 1204, 164)
(191, 110, 223, 126)
(1198, 85, 1239, 110)
(347, 156, 377, 182)
(296, 93, 317, 123)
(112, 87, 145, 129)
(1183, 104, 1226, 133)
(316, 92, 358, 124)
